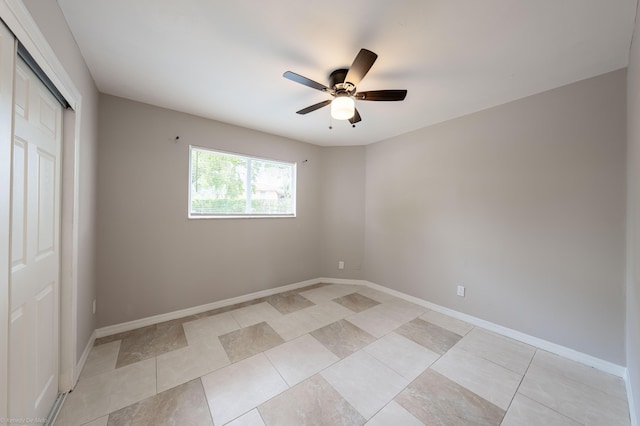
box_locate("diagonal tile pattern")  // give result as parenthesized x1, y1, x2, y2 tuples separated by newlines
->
(219, 321, 285, 363)
(80, 340, 121, 380)
(258, 375, 365, 425)
(229, 302, 284, 328)
(310, 319, 375, 359)
(454, 328, 535, 375)
(396, 317, 462, 354)
(419, 308, 474, 336)
(363, 332, 439, 381)
(366, 401, 423, 426)
(345, 299, 425, 338)
(264, 334, 339, 386)
(57, 283, 631, 426)
(332, 292, 380, 312)
(225, 409, 265, 426)
(501, 393, 581, 425)
(518, 355, 631, 425)
(201, 353, 288, 425)
(107, 379, 212, 426)
(115, 323, 187, 368)
(265, 293, 315, 315)
(156, 336, 230, 393)
(320, 350, 409, 419)
(431, 346, 523, 410)
(395, 369, 505, 425)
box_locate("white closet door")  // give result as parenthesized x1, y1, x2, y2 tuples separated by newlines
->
(9, 56, 62, 423)
(0, 20, 15, 424)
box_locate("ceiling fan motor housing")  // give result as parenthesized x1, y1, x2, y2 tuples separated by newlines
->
(329, 69, 356, 94)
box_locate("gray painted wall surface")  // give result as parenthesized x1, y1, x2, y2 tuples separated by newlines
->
(364, 70, 627, 364)
(319, 146, 366, 279)
(23, 0, 100, 361)
(626, 3, 640, 419)
(97, 95, 323, 327)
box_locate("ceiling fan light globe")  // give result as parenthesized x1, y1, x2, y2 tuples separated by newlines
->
(331, 96, 355, 120)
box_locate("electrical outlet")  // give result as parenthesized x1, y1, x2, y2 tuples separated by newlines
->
(92, 299, 96, 314)
(457, 285, 465, 297)
(338, 261, 345, 270)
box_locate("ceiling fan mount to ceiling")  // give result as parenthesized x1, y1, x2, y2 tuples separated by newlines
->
(283, 49, 407, 127)
(328, 69, 355, 94)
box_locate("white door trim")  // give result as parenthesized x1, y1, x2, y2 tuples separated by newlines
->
(0, 0, 83, 403)
(0, 19, 16, 424)
(0, 0, 79, 109)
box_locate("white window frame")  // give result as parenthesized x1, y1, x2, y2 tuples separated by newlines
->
(188, 145, 297, 219)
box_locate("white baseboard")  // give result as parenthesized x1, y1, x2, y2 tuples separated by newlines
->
(362, 280, 627, 378)
(87, 276, 636, 421)
(318, 277, 369, 286)
(73, 329, 96, 386)
(95, 278, 322, 338)
(94, 276, 627, 380)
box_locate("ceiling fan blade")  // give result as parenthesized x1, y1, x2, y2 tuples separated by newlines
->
(284, 71, 330, 92)
(344, 49, 378, 86)
(355, 90, 407, 101)
(296, 99, 332, 115)
(349, 108, 362, 124)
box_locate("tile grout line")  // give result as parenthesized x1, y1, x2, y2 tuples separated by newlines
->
(450, 338, 532, 377)
(197, 377, 216, 426)
(255, 406, 269, 426)
(305, 302, 446, 423)
(256, 305, 414, 424)
(76, 287, 448, 424)
(263, 349, 292, 389)
(373, 321, 454, 424)
(501, 347, 538, 423)
(198, 288, 358, 423)
(516, 393, 585, 425)
(532, 354, 631, 404)
(517, 351, 627, 425)
(503, 348, 588, 425)
(85, 284, 614, 425)
(316, 347, 405, 423)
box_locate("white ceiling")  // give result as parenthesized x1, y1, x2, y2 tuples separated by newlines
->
(57, 0, 637, 146)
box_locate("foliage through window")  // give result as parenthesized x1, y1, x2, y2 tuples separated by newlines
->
(189, 146, 296, 217)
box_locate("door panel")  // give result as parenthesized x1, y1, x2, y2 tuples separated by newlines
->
(9, 307, 26, 418)
(13, 64, 28, 118)
(11, 138, 26, 270)
(38, 95, 57, 136)
(34, 283, 55, 406)
(37, 149, 55, 257)
(9, 57, 62, 423)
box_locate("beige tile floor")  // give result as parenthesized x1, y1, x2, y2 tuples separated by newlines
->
(54, 283, 631, 425)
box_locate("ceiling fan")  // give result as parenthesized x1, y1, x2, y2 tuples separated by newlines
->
(283, 49, 407, 127)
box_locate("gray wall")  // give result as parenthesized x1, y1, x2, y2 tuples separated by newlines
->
(99, 70, 628, 367)
(23, 0, 99, 361)
(627, 2, 640, 418)
(97, 95, 323, 327)
(364, 70, 627, 364)
(319, 146, 366, 279)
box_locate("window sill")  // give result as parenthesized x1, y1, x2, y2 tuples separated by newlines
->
(188, 214, 296, 220)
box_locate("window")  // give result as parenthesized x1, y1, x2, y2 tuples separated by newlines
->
(189, 146, 296, 218)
